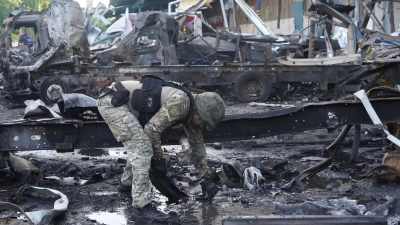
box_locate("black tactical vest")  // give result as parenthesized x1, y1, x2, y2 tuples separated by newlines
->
(131, 75, 194, 127)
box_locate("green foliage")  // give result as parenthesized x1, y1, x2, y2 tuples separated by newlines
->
(11, 30, 19, 43)
(0, 0, 52, 23)
(92, 17, 116, 32)
(0, 0, 49, 42)
(21, 0, 51, 11)
(0, 0, 19, 22)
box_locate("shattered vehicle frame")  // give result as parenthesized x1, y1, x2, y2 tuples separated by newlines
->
(0, 0, 390, 105)
(93, 11, 180, 66)
(0, 0, 90, 104)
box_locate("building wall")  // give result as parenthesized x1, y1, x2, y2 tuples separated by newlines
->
(228, 0, 295, 35)
(367, 1, 400, 33)
(229, 0, 400, 36)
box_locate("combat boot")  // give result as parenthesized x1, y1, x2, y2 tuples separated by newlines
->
(130, 204, 180, 224)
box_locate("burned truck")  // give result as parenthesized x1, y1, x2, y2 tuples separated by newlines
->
(0, 1, 183, 104)
(0, 0, 90, 104)
(0, 0, 366, 104)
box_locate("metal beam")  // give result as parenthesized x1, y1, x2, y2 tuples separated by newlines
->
(313, 0, 353, 26)
(276, 53, 361, 66)
(361, 2, 385, 32)
(222, 215, 387, 225)
(232, 0, 284, 41)
(2, 97, 400, 151)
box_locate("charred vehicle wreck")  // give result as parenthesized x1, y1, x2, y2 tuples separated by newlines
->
(1, 0, 400, 106)
(0, 0, 367, 105)
(3, 1, 400, 224)
(0, 2, 192, 104)
(1, 1, 90, 104)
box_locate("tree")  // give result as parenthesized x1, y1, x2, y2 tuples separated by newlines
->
(0, 0, 53, 23)
(22, 0, 52, 11)
(0, 0, 19, 22)
(0, 0, 52, 43)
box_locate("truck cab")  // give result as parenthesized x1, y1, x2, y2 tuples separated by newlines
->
(1, 1, 90, 104)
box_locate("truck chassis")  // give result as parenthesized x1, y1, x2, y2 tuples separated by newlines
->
(57, 62, 362, 103)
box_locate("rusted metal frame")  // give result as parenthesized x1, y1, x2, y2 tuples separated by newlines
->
(389, 1, 395, 33)
(322, 124, 353, 158)
(312, 0, 358, 55)
(308, 12, 316, 58)
(287, 124, 353, 187)
(270, 65, 361, 83)
(3, 97, 400, 151)
(277, 0, 281, 28)
(313, 0, 352, 26)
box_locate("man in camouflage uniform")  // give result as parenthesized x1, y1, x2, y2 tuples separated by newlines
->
(97, 79, 225, 223)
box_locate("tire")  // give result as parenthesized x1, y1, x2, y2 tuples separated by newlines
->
(234, 70, 271, 102)
(39, 78, 70, 104)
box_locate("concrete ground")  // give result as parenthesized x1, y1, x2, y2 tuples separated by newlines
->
(1, 86, 400, 225)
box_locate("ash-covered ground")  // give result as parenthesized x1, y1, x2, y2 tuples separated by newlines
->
(1, 83, 400, 225)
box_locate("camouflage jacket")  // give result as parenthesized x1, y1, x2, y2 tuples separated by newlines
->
(119, 81, 209, 178)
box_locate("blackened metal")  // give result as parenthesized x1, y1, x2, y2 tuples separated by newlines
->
(3, 97, 400, 151)
(217, 164, 242, 188)
(322, 125, 353, 158)
(149, 167, 188, 203)
(222, 215, 387, 225)
(284, 125, 353, 189)
(350, 124, 361, 163)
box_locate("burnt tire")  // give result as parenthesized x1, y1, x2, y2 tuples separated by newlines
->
(234, 70, 271, 102)
(39, 78, 70, 104)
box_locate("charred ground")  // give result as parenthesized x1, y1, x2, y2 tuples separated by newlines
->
(0, 87, 400, 225)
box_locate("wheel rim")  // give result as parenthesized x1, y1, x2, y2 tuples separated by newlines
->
(46, 83, 65, 102)
(244, 80, 262, 97)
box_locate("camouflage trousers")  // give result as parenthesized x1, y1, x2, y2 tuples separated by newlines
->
(97, 95, 152, 208)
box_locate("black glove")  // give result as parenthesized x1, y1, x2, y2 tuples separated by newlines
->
(151, 157, 167, 179)
(200, 179, 220, 200)
(208, 170, 220, 183)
